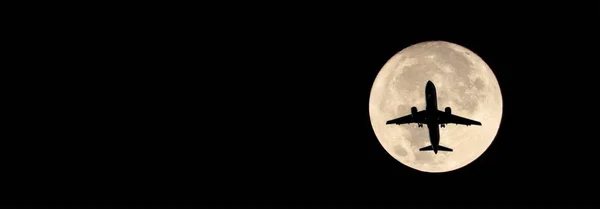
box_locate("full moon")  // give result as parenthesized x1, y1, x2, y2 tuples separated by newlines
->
(369, 41, 502, 173)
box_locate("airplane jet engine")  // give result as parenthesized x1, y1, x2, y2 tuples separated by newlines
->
(445, 107, 451, 114)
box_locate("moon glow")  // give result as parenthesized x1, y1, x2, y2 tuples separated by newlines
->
(369, 41, 503, 173)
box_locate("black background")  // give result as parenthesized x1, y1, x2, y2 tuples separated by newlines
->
(6, 3, 599, 207)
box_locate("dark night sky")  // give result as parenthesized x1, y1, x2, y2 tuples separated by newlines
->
(7, 3, 599, 207)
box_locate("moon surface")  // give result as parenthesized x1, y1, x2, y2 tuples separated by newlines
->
(369, 41, 502, 173)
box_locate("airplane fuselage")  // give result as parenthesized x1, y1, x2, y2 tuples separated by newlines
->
(424, 81, 441, 153)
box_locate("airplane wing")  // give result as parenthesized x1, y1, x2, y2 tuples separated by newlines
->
(386, 111, 426, 125)
(438, 111, 482, 126)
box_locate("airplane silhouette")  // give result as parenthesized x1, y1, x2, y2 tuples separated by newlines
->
(386, 80, 482, 154)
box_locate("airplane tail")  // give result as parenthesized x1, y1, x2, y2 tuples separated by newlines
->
(419, 145, 453, 152)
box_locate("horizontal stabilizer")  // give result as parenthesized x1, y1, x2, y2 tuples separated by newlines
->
(419, 145, 453, 152)
(419, 145, 434, 151)
(437, 145, 452, 152)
